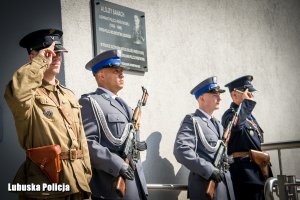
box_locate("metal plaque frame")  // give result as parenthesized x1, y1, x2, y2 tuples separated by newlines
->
(91, 0, 148, 72)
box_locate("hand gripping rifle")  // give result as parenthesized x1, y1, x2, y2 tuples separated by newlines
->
(115, 86, 149, 197)
(206, 103, 242, 199)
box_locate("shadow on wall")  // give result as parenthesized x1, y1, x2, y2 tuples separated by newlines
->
(142, 132, 188, 200)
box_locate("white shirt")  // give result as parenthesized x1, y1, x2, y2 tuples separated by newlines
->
(198, 108, 214, 120)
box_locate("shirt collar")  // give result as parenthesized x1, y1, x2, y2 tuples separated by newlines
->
(198, 108, 213, 119)
(230, 102, 239, 111)
(42, 79, 60, 92)
(99, 87, 117, 99)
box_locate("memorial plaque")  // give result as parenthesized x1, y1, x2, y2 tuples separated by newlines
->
(92, 0, 148, 72)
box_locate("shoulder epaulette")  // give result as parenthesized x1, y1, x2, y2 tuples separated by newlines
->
(81, 92, 97, 98)
(59, 84, 75, 95)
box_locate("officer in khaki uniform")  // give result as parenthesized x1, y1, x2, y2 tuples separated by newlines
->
(4, 29, 91, 199)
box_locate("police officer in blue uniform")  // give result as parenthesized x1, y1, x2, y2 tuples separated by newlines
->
(174, 76, 235, 200)
(222, 75, 272, 200)
(79, 50, 148, 200)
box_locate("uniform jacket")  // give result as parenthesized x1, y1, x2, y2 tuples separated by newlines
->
(222, 100, 272, 187)
(4, 55, 92, 197)
(174, 109, 235, 200)
(79, 88, 148, 199)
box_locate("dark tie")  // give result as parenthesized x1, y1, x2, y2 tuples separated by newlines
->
(210, 117, 220, 135)
(115, 97, 129, 117)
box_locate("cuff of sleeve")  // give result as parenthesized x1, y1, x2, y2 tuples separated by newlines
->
(32, 54, 49, 69)
(199, 163, 214, 180)
(244, 99, 256, 114)
(107, 157, 124, 177)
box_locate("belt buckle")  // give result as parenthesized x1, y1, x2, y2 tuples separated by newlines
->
(69, 149, 77, 160)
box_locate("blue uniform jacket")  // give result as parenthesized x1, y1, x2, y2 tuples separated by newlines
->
(222, 99, 272, 187)
(174, 109, 235, 200)
(79, 88, 148, 199)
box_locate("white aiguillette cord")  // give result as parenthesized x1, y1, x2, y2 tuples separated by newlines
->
(88, 95, 131, 146)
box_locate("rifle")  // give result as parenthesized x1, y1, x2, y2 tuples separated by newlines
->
(206, 103, 242, 199)
(115, 86, 149, 197)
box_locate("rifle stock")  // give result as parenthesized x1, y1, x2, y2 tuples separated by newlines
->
(206, 180, 216, 200)
(115, 176, 126, 197)
(115, 158, 129, 198)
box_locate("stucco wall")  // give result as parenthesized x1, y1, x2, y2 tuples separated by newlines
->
(61, 0, 300, 199)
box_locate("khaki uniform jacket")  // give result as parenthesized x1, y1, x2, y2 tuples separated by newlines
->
(4, 55, 91, 197)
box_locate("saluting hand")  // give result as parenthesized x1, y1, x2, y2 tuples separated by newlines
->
(242, 88, 254, 101)
(38, 42, 56, 65)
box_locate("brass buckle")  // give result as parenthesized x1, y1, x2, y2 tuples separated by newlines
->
(69, 149, 77, 160)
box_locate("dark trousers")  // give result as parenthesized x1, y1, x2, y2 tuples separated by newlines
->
(233, 184, 264, 200)
(91, 171, 147, 200)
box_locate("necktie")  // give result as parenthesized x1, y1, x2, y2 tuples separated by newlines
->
(210, 117, 220, 135)
(115, 97, 125, 108)
(115, 97, 129, 117)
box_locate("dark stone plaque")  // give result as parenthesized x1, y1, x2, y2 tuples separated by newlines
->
(92, 0, 148, 72)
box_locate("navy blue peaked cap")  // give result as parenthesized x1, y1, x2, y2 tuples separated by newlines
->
(19, 28, 67, 54)
(224, 75, 256, 92)
(85, 49, 128, 75)
(190, 76, 225, 99)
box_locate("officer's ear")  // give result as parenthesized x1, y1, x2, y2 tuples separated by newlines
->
(231, 90, 238, 100)
(29, 50, 38, 61)
(95, 69, 106, 81)
(198, 94, 206, 104)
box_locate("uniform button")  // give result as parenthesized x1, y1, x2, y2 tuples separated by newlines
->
(109, 169, 113, 173)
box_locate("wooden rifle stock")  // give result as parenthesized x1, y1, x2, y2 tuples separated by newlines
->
(116, 157, 137, 197)
(205, 103, 242, 199)
(206, 180, 216, 200)
(115, 158, 129, 198)
(115, 176, 126, 197)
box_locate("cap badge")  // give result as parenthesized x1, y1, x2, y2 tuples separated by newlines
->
(49, 29, 55, 34)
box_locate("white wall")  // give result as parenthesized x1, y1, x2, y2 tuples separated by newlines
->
(61, 0, 300, 199)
